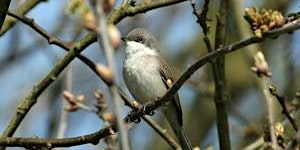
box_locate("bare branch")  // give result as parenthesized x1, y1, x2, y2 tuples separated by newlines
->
(1, 33, 96, 138)
(210, 0, 231, 149)
(108, 0, 188, 24)
(261, 77, 279, 149)
(0, 0, 46, 35)
(0, 126, 116, 148)
(0, 0, 11, 30)
(190, 0, 210, 35)
(89, 0, 130, 149)
(269, 85, 298, 131)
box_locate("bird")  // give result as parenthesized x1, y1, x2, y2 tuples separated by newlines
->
(122, 28, 192, 150)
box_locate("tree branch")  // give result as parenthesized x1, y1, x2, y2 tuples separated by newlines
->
(90, 0, 130, 149)
(108, 0, 187, 24)
(0, 0, 11, 31)
(261, 77, 279, 149)
(0, 126, 116, 148)
(0, 0, 46, 35)
(1, 33, 96, 138)
(269, 85, 298, 131)
(211, 0, 231, 149)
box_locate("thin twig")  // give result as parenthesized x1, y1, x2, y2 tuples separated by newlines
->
(142, 116, 182, 149)
(261, 77, 279, 149)
(269, 85, 298, 131)
(6, 11, 70, 49)
(252, 51, 278, 149)
(0, 0, 45, 35)
(190, 0, 213, 55)
(90, 0, 130, 149)
(0, 0, 11, 31)
(211, 0, 231, 149)
(190, 0, 209, 35)
(5, 11, 108, 85)
(1, 32, 96, 138)
(191, 0, 231, 149)
(108, 0, 188, 24)
(0, 126, 117, 148)
(55, 65, 73, 141)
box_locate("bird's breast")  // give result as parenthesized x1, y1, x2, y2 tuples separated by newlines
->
(123, 54, 167, 104)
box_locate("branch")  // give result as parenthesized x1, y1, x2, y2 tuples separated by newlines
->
(6, 11, 69, 49)
(108, 0, 187, 24)
(269, 85, 298, 131)
(243, 93, 300, 149)
(0, 109, 182, 150)
(0, 126, 116, 148)
(1, 32, 96, 138)
(0, 0, 11, 31)
(6, 11, 101, 85)
(211, 0, 231, 149)
(90, 0, 130, 149)
(0, 0, 46, 35)
(191, 1, 231, 148)
(190, 0, 209, 35)
(261, 77, 279, 149)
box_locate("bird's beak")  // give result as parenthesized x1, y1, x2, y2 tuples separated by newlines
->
(121, 37, 129, 42)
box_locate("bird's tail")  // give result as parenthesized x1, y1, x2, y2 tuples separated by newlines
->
(162, 103, 192, 150)
(173, 125, 193, 150)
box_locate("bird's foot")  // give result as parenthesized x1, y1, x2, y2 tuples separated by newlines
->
(126, 109, 142, 123)
(142, 102, 155, 116)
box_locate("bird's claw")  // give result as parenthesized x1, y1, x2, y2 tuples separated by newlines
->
(142, 104, 155, 116)
(126, 109, 142, 123)
(133, 117, 141, 123)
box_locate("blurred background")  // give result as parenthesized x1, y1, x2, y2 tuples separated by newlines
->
(0, 0, 300, 149)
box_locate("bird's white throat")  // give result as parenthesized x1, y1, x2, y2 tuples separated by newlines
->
(125, 41, 158, 57)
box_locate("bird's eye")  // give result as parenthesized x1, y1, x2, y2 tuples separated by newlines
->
(136, 37, 144, 43)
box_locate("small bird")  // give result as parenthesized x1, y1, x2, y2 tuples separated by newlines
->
(122, 28, 192, 150)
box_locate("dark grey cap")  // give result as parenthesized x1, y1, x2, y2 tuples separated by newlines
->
(122, 28, 158, 49)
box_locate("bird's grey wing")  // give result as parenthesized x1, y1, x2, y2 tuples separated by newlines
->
(157, 56, 183, 126)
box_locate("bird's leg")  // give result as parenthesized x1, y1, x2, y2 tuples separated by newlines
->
(142, 104, 155, 116)
(126, 109, 142, 123)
